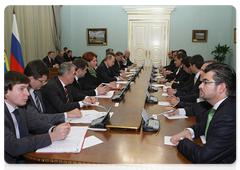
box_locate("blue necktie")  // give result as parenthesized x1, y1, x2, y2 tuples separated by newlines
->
(13, 109, 23, 138)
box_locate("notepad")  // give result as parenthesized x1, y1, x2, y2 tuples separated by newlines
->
(95, 91, 115, 98)
(163, 114, 188, 119)
(158, 101, 172, 106)
(65, 110, 106, 124)
(36, 126, 88, 153)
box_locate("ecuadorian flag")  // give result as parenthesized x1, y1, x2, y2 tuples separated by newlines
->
(0, 24, 9, 75)
(10, 13, 24, 73)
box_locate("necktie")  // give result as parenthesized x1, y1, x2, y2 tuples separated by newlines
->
(176, 67, 180, 75)
(77, 79, 82, 91)
(33, 90, 42, 113)
(64, 86, 70, 103)
(194, 76, 197, 85)
(205, 107, 215, 138)
(12, 109, 23, 138)
(118, 61, 120, 69)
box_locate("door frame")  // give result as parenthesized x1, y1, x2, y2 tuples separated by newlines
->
(123, 6, 175, 66)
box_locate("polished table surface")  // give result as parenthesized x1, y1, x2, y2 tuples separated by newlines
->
(24, 67, 202, 164)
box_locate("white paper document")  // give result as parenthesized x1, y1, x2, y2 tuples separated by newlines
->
(65, 110, 107, 124)
(95, 91, 114, 98)
(116, 81, 129, 84)
(163, 114, 188, 119)
(36, 126, 88, 153)
(164, 136, 176, 146)
(158, 101, 172, 106)
(151, 84, 164, 88)
(162, 93, 169, 96)
(82, 135, 103, 149)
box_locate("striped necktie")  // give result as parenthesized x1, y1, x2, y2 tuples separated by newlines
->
(205, 107, 215, 138)
(64, 86, 70, 103)
(33, 90, 42, 113)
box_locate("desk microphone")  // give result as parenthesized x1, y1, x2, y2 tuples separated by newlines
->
(148, 81, 158, 92)
(145, 89, 158, 103)
(112, 81, 131, 101)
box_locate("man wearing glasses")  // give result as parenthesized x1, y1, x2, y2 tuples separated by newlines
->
(170, 63, 236, 163)
(24, 60, 82, 124)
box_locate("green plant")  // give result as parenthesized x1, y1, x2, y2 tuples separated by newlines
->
(211, 43, 231, 63)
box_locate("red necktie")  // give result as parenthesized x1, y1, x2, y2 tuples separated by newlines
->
(64, 86, 69, 103)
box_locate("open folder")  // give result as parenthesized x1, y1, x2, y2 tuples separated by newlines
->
(36, 126, 88, 153)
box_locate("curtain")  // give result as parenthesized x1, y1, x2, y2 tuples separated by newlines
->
(51, 5, 61, 52)
(4, 5, 59, 66)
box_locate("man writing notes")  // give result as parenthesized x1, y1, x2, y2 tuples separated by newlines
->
(42, 62, 96, 113)
(24, 60, 82, 124)
(4, 71, 70, 163)
(170, 63, 236, 163)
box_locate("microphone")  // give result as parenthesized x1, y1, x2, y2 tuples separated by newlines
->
(146, 109, 175, 122)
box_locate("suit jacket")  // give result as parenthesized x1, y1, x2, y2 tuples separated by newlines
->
(64, 54, 74, 62)
(83, 69, 106, 87)
(166, 66, 188, 82)
(124, 55, 133, 66)
(4, 103, 52, 163)
(164, 59, 176, 72)
(178, 97, 236, 163)
(42, 76, 86, 113)
(42, 56, 56, 67)
(184, 101, 212, 123)
(172, 73, 194, 89)
(25, 88, 65, 124)
(96, 61, 117, 83)
(72, 78, 96, 96)
(54, 55, 67, 65)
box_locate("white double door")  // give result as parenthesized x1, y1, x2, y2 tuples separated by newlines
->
(130, 21, 168, 67)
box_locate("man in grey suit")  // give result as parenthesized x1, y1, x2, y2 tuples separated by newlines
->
(4, 71, 70, 163)
(24, 60, 82, 124)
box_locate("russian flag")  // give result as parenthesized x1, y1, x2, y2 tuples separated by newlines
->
(10, 13, 24, 73)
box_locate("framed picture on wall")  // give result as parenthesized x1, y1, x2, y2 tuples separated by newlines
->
(234, 27, 240, 43)
(87, 28, 107, 45)
(192, 30, 208, 42)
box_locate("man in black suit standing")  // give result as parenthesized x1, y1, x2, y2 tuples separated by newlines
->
(54, 50, 67, 65)
(96, 52, 124, 82)
(4, 71, 70, 163)
(42, 51, 59, 68)
(42, 62, 96, 113)
(24, 60, 82, 124)
(72, 58, 109, 96)
(170, 63, 236, 163)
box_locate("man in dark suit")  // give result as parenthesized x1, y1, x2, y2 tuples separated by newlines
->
(72, 58, 109, 96)
(4, 71, 70, 163)
(54, 50, 67, 65)
(42, 51, 59, 68)
(123, 50, 136, 68)
(170, 63, 236, 163)
(24, 60, 82, 124)
(42, 62, 96, 113)
(64, 50, 74, 62)
(96, 53, 124, 83)
(165, 53, 189, 82)
(112, 51, 128, 76)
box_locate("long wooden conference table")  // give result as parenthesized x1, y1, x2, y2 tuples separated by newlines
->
(24, 67, 202, 164)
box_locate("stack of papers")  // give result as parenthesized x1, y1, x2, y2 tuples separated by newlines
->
(65, 110, 107, 124)
(95, 91, 115, 98)
(158, 101, 172, 106)
(163, 114, 188, 119)
(36, 126, 88, 153)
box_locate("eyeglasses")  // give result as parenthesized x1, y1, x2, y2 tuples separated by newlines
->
(202, 80, 220, 85)
(35, 78, 46, 84)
